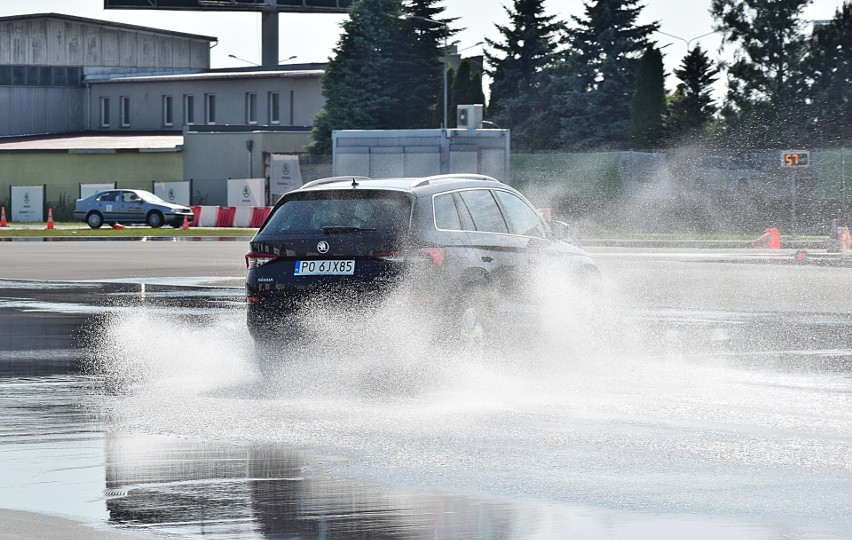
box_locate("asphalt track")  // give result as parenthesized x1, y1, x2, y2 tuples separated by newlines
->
(1, 238, 249, 539)
(2, 239, 851, 539)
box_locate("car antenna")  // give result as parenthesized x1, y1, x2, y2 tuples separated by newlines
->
(351, 177, 359, 188)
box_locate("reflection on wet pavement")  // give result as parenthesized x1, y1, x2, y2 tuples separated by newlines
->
(1, 276, 851, 539)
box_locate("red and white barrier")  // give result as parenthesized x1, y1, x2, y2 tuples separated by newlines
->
(195, 206, 220, 227)
(188, 206, 272, 227)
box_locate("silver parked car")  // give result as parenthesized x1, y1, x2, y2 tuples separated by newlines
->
(73, 189, 194, 229)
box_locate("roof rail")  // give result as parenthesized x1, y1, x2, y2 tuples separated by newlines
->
(410, 173, 500, 188)
(299, 176, 372, 189)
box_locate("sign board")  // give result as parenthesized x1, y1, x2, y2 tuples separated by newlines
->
(268, 154, 303, 202)
(79, 183, 116, 200)
(11, 185, 45, 222)
(153, 181, 191, 206)
(781, 151, 809, 168)
(104, 0, 354, 12)
(227, 178, 266, 206)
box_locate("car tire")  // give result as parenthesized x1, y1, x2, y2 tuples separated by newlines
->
(455, 286, 495, 349)
(86, 212, 104, 229)
(146, 211, 164, 228)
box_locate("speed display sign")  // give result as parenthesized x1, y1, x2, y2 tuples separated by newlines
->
(781, 151, 809, 167)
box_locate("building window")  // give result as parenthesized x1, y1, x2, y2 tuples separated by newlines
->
(162, 95, 173, 127)
(99, 97, 110, 128)
(205, 93, 216, 125)
(246, 92, 257, 124)
(120, 96, 130, 127)
(184, 94, 195, 125)
(268, 92, 280, 124)
(289, 90, 295, 125)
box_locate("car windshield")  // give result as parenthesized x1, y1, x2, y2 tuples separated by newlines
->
(263, 191, 412, 234)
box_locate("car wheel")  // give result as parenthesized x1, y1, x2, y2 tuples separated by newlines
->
(146, 211, 164, 228)
(455, 287, 495, 348)
(86, 212, 103, 229)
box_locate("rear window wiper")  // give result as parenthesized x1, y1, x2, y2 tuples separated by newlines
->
(321, 226, 378, 234)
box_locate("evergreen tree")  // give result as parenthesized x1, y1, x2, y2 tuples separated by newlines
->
(804, 2, 852, 146)
(485, 0, 563, 150)
(711, 0, 811, 148)
(558, 0, 659, 150)
(451, 58, 487, 127)
(310, 0, 455, 154)
(396, 0, 456, 129)
(630, 46, 667, 148)
(667, 44, 719, 143)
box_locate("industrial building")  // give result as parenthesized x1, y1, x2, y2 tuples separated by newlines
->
(0, 13, 327, 215)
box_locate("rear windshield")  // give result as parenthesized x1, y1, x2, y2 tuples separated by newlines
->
(262, 190, 412, 234)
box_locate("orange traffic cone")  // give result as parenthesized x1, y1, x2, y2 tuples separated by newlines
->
(0, 206, 7, 227)
(47, 208, 54, 230)
(182, 214, 189, 230)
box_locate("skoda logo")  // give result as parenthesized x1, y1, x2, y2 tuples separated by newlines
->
(317, 240, 330, 254)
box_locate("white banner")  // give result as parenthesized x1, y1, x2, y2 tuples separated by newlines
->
(79, 183, 115, 200)
(227, 178, 266, 207)
(269, 154, 303, 202)
(153, 181, 191, 206)
(11, 185, 44, 222)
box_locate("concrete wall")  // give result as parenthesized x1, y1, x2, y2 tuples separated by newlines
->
(0, 86, 84, 136)
(333, 129, 512, 183)
(183, 130, 313, 205)
(87, 72, 324, 132)
(0, 151, 182, 208)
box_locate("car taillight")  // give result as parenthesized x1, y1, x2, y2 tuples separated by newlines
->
(245, 251, 278, 269)
(375, 248, 445, 267)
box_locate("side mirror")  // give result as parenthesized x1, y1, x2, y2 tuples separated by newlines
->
(550, 220, 581, 246)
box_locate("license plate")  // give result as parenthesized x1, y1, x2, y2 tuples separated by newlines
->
(294, 260, 355, 276)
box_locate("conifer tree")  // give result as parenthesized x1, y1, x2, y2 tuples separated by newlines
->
(630, 46, 667, 148)
(667, 44, 719, 143)
(396, 0, 456, 128)
(558, 0, 658, 150)
(485, 0, 563, 150)
(310, 0, 454, 154)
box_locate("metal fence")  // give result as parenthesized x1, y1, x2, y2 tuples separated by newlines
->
(513, 148, 850, 235)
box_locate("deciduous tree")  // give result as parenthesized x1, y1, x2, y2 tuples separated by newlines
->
(803, 2, 852, 145)
(710, 0, 811, 147)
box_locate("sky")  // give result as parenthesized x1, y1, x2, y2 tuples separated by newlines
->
(0, 0, 846, 97)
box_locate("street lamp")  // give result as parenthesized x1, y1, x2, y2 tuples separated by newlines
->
(655, 30, 717, 50)
(228, 54, 259, 67)
(279, 55, 298, 64)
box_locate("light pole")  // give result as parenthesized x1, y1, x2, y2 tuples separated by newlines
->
(228, 54, 259, 67)
(655, 30, 717, 50)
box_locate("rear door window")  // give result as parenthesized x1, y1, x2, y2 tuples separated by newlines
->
(263, 191, 412, 234)
(458, 189, 509, 234)
(96, 192, 118, 202)
(433, 193, 462, 230)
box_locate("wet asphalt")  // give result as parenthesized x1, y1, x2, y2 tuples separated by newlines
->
(1, 240, 851, 539)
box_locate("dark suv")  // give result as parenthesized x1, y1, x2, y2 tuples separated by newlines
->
(245, 174, 598, 343)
